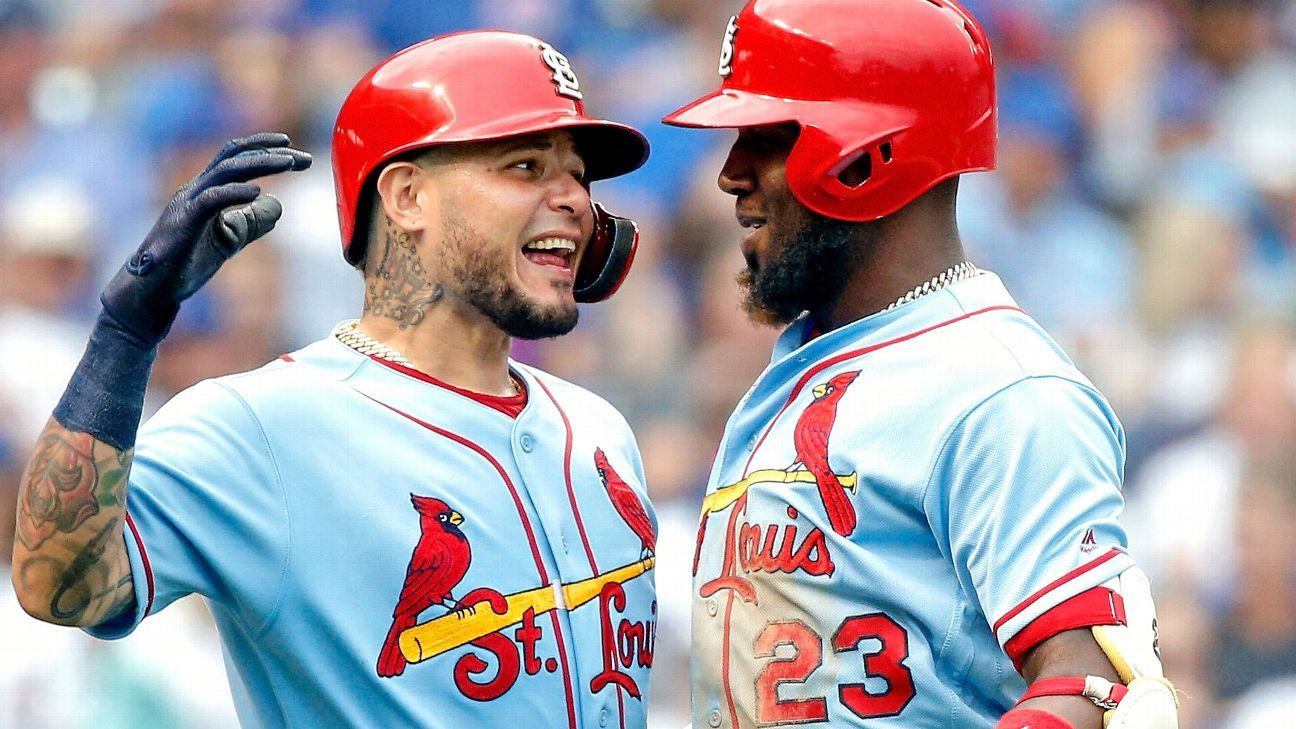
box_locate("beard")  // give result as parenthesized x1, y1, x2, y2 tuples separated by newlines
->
(738, 211, 863, 326)
(442, 214, 579, 340)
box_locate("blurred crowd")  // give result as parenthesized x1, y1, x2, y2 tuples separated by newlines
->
(1, 0, 1294, 726)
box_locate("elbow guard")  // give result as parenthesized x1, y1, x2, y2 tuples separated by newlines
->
(1091, 566, 1179, 728)
(1003, 567, 1179, 728)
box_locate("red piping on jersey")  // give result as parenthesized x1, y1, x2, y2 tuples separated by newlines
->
(789, 306, 1023, 399)
(723, 593, 740, 728)
(616, 680, 627, 729)
(548, 615, 579, 729)
(1004, 587, 1127, 673)
(365, 355, 528, 418)
(534, 377, 600, 573)
(740, 305, 1023, 472)
(363, 396, 578, 727)
(993, 548, 1124, 634)
(368, 397, 551, 579)
(124, 512, 155, 616)
(533, 377, 626, 729)
(279, 354, 295, 363)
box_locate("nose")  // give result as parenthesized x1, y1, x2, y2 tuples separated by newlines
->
(718, 143, 753, 198)
(548, 172, 591, 216)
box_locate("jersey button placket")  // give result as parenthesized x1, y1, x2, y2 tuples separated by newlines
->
(519, 433, 535, 452)
(707, 709, 722, 727)
(599, 708, 609, 727)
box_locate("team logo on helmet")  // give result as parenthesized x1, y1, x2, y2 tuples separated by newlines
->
(717, 15, 738, 77)
(539, 42, 583, 100)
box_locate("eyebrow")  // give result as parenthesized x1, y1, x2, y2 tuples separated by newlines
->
(489, 134, 588, 175)
(493, 136, 555, 155)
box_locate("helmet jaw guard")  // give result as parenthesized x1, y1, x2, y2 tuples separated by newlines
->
(575, 203, 639, 303)
(663, 0, 997, 222)
(332, 31, 648, 300)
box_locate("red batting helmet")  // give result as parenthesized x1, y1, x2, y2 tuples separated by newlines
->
(662, 0, 996, 222)
(332, 31, 649, 302)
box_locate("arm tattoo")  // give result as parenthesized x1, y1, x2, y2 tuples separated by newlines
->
(13, 421, 137, 625)
(364, 222, 445, 329)
(48, 519, 136, 622)
(17, 430, 102, 551)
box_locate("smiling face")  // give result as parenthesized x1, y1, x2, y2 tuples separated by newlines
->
(719, 123, 864, 326)
(442, 130, 597, 338)
(372, 129, 595, 339)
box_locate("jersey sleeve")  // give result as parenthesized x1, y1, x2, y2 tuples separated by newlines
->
(923, 375, 1138, 671)
(86, 380, 289, 640)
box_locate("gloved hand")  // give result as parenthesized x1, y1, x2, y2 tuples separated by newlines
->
(1103, 676, 1178, 728)
(55, 133, 310, 450)
(101, 132, 312, 348)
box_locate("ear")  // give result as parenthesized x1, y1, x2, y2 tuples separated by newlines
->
(374, 161, 435, 233)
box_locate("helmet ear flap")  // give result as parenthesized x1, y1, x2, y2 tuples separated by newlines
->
(785, 124, 911, 223)
(574, 202, 639, 303)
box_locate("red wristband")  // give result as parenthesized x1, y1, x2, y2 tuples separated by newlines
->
(1019, 676, 1128, 710)
(995, 707, 1074, 729)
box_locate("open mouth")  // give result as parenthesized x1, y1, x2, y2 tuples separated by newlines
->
(522, 236, 577, 271)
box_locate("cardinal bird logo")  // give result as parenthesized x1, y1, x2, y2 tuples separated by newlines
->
(377, 495, 472, 678)
(594, 448, 655, 557)
(791, 371, 861, 536)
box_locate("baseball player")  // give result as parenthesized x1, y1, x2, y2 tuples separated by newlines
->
(662, 2, 1178, 728)
(12, 32, 658, 728)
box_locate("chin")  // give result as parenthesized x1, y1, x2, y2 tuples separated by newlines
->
(490, 288, 580, 340)
(524, 285, 577, 317)
(737, 267, 802, 328)
(741, 296, 802, 328)
(504, 309, 579, 340)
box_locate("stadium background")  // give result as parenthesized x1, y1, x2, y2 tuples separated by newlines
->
(1, 0, 1294, 725)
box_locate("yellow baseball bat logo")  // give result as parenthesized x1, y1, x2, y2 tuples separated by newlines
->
(701, 469, 858, 515)
(400, 556, 654, 664)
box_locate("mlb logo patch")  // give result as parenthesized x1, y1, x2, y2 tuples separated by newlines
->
(1080, 527, 1098, 553)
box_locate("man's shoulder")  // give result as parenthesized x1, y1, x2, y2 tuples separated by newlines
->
(939, 272, 1095, 384)
(824, 302, 1091, 394)
(151, 337, 363, 423)
(803, 285, 1110, 443)
(216, 336, 361, 390)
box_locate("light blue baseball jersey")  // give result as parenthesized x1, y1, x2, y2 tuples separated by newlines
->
(691, 273, 1137, 728)
(87, 333, 657, 729)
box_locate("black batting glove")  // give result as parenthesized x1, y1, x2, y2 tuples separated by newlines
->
(55, 133, 311, 450)
(101, 132, 312, 349)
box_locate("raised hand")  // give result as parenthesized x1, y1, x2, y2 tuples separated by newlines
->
(101, 132, 311, 348)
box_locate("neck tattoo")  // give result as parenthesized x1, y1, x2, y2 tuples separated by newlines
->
(333, 320, 522, 395)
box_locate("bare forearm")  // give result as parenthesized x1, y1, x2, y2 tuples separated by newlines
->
(1016, 629, 1121, 728)
(12, 418, 136, 626)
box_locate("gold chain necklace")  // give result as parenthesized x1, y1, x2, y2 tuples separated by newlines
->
(333, 320, 522, 394)
(333, 320, 414, 367)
